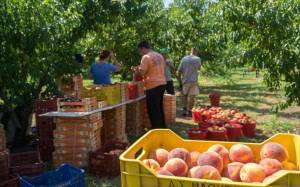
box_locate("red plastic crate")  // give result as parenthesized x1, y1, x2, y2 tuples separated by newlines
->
(187, 128, 207, 140)
(133, 72, 143, 82)
(191, 110, 202, 123)
(207, 129, 228, 141)
(225, 123, 243, 141)
(128, 83, 138, 100)
(209, 92, 221, 107)
(89, 141, 128, 177)
(0, 175, 19, 187)
(10, 150, 43, 176)
(242, 122, 256, 137)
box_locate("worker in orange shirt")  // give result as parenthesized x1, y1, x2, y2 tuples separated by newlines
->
(133, 41, 166, 129)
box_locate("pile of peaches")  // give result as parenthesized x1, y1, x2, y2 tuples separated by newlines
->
(193, 107, 256, 126)
(142, 142, 298, 183)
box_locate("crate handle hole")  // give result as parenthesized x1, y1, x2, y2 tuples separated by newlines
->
(135, 148, 144, 159)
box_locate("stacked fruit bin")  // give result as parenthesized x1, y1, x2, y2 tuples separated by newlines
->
(0, 126, 20, 187)
(89, 141, 128, 177)
(101, 106, 127, 145)
(0, 126, 9, 181)
(34, 97, 58, 161)
(57, 97, 98, 112)
(163, 94, 176, 128)
(127, 82, 138, 100)
(126, 102, 143, 136)
(120, 82, 130, 102)
(53, 98, 102, 168)
(10, 150, 44, 177)
(0, 125, 6, 153)
(115, 105, 127, 142)
(136, 81, 145, 97)
(140, 98, 152, 130)
(53, 116, 102, 168)
(58, 75, 83, 98)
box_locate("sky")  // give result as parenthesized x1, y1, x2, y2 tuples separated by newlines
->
(163, 0, 173, 8)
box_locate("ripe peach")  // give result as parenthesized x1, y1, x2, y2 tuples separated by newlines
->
(150, 148, 169, 167)
(168, 148, 192, 167)
(208, 144, 230, 167)
(163, 158, 188, 177)
(259, 158, 283, 176)
(260, 142, 288, 162)
(282, 161, 298, 170)
(190, 151, 201, 168)
(223, 162, 244, 182)
(156, 168, 174, 176)
(240, 163, 266, 183)
(142, 159, 160, 171)
(197, 151, 223, 173)
(229, 144, 254, 163)
(188, 166, 221, 180)
(221, 177, 232, 182)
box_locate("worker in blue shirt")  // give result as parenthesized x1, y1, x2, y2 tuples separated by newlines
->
(89, 49, 121, 85)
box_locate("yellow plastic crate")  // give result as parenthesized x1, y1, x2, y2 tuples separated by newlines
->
(82, 84, 121, 106)
(120, 129, 300, 187)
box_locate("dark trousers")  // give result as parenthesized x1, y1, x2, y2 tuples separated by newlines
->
(146, 84, 166, 129)
(166, 80, 175, 95)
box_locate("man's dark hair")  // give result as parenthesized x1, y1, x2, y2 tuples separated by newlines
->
(99, 49, 110, 60)
(138, 41, 150, 49)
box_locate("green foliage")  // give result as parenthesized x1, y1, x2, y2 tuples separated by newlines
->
(220, 0, 300, 107)
(0, 0, 299, 140)
(0, 0, 121, 136)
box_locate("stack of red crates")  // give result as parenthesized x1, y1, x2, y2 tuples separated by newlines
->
(0, 146, 9, 181)
(89, 141, 128, 177)
(125, 102, 143, 136)
(0, 126, 19, 187)
(140, 98, 152, 130)
(34, 97, 58, 161)
(0, 126, 9, 181)
(10, 150, 44, 177)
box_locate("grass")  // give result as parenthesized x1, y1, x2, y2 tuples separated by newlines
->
(85, 68, 300, 186)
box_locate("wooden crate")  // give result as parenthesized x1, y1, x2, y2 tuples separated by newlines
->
(164, 94, 176, 127)
(58, 75, 83, 98)
(126, 102, 143, 136)
(120, 83, 130, 102)
(136, 81, 145, 97)
(140, 98, 152, 130)
(58, 97, 98, 112)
